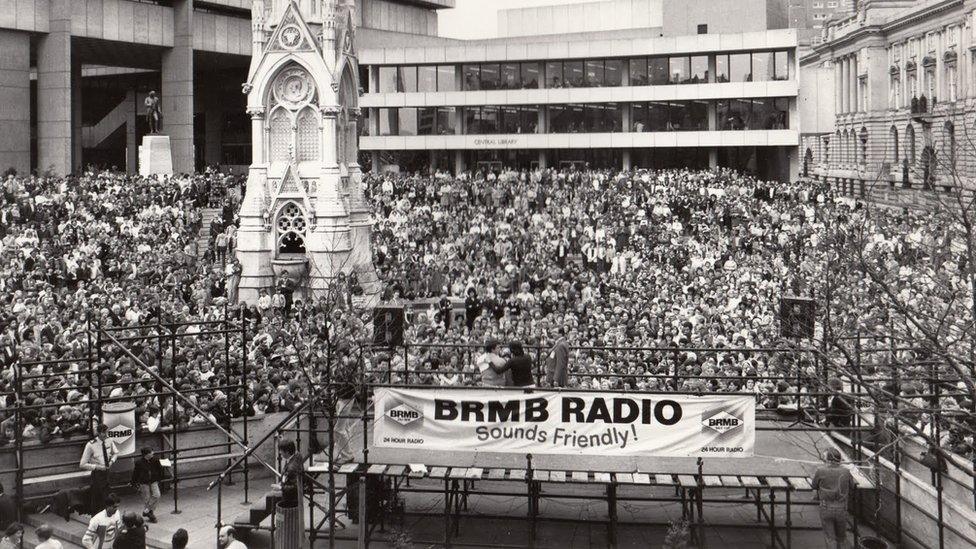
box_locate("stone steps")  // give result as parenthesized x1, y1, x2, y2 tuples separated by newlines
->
(197, 208, 224, 259)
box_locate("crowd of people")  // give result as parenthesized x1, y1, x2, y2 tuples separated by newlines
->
(0, 162, 973, 461)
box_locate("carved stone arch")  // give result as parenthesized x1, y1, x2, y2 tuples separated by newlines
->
(253, 55, 331, 110)
(274, 200, 309, 256)
(296, 106, 320, 162)
(268, 105, 293, 162)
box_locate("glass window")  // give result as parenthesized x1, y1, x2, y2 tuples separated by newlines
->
(588, 103, 621, 132)
(436, 107, 456, 134)
(730, 53, 752, 82)
(715, 55, 730, 83)
(418, 66, 437, 92)
(378, 67, 397, 93)
(521, 62, 540, 89)
(669, 101, 707, 130)
(480, 64, 501, 90)
(464, 107, 479, 133)
(480, 106, 500, 133)
(463, 64, 481, 91)
(730, 99, 752, 129)
(716, 100, 730, 130)
(669, 56, 691, 84)
(501, 63, 520, 89)
(552, 104, 585, 132)
(398, 107, 418, 135)
(629, 58, 648, 86)
(774, 51, 789, 80)
(437, 65, 457, 92)
(753, 97, 790, 129)
(690, 56, 708, 83)
(546, 61, 564, 88)
(631, 103, 647, 131)
(752, 52, 773, 81)
(417, 107, 437, 135)
(647, 101, 669, 131)
(564, 61, 584, 88)
(585, 59, 605, 87)
(605, 59, 624, 87)
(550, 105, 566, 132)
(649, 58, 669, 85)
(378, 108, 397, 135)
(398, 66, 417, 92)
(519, 106, 539, 133)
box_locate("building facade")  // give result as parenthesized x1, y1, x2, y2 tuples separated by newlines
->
(0, 0, 452, 177)
(359, 29, 800, 180)
(787, 0, 855, 46)
(800, 0, 976, 194)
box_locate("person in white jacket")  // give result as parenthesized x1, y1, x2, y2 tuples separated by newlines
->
(81, 493, 121, 549)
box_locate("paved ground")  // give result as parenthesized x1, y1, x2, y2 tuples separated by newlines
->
(23, 420, 875, 548)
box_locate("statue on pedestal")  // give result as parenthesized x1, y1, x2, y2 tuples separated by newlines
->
(145, 91, 161, 133)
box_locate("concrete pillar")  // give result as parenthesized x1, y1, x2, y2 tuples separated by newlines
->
(126, 90, 138, 174)
(708, 54, 717, 83)
(537, 106, 546, 133)
(371, 151, 380, 173)
(36, 0, 73, 176)
(429, 150, 437, 171)
(622, 150, 631, 171)
(622, 104, 632, 133)
(707, 101, 717, 131)
(72, 63, 83, 172)
(538, 150, 547, 169)
(205, 106, 223, 168)
(0, 30, 30, 175)
(453, 150, 464, 174)
(162, 0, 195, 174)
(709, 148, 719, 169)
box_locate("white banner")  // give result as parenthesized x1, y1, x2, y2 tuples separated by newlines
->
(373, 388, 755, 458)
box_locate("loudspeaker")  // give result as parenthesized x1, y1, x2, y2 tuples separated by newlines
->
(780, 296, 816, 339)
(372, 306, 404, 347)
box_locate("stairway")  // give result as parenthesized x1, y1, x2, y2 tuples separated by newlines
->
(197, 208, 224, 259)
(81, 90, 148, 149)
(232, 489, 281, 535)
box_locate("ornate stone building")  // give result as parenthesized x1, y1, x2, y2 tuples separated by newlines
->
(236, 0, 377, 304)
(800, 0, 975, 196)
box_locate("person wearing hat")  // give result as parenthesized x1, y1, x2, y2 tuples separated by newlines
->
(79, 424, 118, 515)
(811, 448, 854, 549)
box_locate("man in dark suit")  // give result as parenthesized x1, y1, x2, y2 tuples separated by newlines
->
(546, 328, 570, 388)
(825, 377, 853, 431)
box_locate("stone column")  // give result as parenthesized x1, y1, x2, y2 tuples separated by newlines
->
(36, 0, 73, 176)
(851, 56, 858, 112)
(538, 150, 547, 170)
(236, 107, 273, 304)
(709, 148, 719, 169)
(454, 150, 464, 174)
(162, 0, 195, 173)
(370, 151, 380, 173)
(841, 57, 850, 113)
(622, 150, 631, 171)
(0, 30, 30, 175)
(72, 63, 83, 173)
(307, 105, 352, 293)
(205, 105, 223, 168)
(834, 60, 842, 114)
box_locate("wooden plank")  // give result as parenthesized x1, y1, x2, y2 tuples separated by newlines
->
(385, 465, 407, 477)
(337, 463, 361, 474)
(449, 468, 468, 479)
(549, 471, 566, 482)
(533, 470, 550, 482)
(508, 469, 526, 481)
(632, 473, 651, 485)
(703, 475, 723, 487)
(654, 474, 674, 486)
(615, 473, 633, 484)
(788, 477, 813, 491)
(571, 471, 589, 483)
(487, 468, 506, 480)
(678, 475, 698, 488)
(367, 464, 388, 476)
(466, 468, 484, 479)
(720, 476, 742, 487)
(23, 471, 89, 485)
(765, 477, 789, 489)
(593, 472, 612, 484)
(429, 467, 449, 479)
(740, 476, 764, 488)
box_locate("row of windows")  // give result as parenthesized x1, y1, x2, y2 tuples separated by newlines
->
(371, 98, 790, 136)
(376, 51, 791, 93)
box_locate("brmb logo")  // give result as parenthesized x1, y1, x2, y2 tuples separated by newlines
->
(386, 402, 423, 427)
(701, 409, 743, 435)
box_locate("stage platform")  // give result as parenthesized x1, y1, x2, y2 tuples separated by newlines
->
(21, 419, 879, 548)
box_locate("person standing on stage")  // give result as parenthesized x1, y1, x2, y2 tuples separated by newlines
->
(131, 446, 163, 523)
(80, 424, 118, 515)
(812, 448, 855, 549)
(82, 494, 122, 549)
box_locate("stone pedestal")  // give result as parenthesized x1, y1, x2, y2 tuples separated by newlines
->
(139, 135, 174, 178)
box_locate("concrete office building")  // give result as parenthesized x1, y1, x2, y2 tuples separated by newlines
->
(0, 0, 799, 181)
(800, 0, 976, 194)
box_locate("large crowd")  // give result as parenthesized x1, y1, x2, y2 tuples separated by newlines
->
(0, 164, 973, 459)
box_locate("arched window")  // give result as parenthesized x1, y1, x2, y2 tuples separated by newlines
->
(296, 107, 320, 162)
(945, 121, 956, 172)
(276, 202, 308, 255)
(270, 108, 292, 162)
(906, 124, 916, 165)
